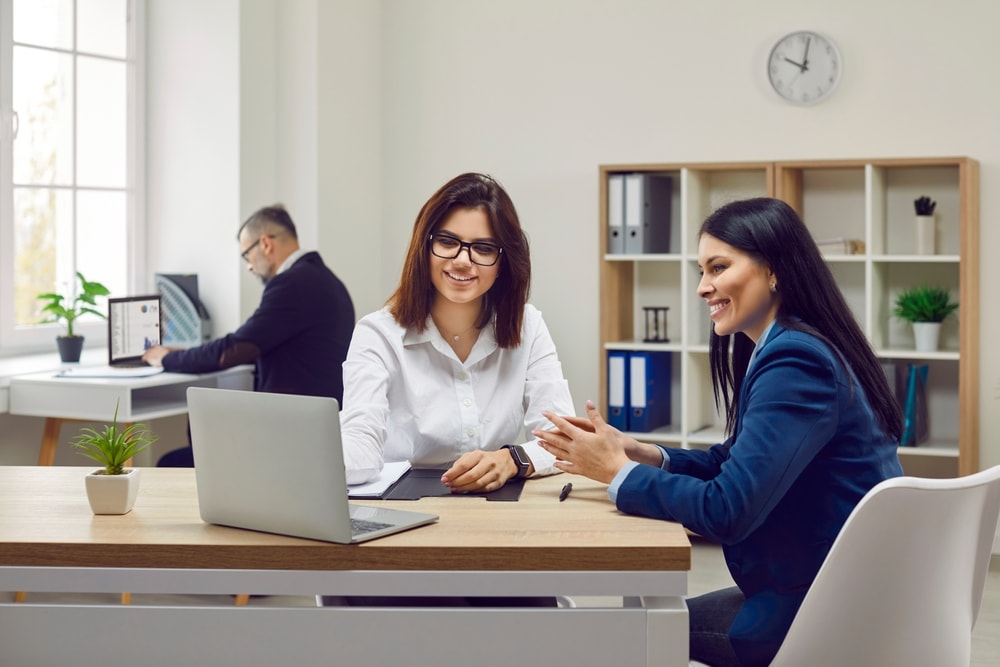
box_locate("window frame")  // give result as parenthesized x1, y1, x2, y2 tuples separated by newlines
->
(0, 0, 145, 354)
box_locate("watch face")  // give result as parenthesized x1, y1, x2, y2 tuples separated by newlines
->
(767, 31, 842, 106)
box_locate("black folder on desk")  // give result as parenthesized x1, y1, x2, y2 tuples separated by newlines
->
(366, 467, 525, 502)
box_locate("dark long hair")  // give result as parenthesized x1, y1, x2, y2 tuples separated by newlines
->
(702, 197, 902, 441)
(387, 172, 531, 348)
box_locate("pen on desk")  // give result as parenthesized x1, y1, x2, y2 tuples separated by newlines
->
(559, 482, 573, 502)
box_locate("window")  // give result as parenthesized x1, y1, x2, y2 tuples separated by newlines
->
(0, 0, 143, 352)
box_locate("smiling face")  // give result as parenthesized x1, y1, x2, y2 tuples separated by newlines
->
(430, 207, 500, 310)
(697, 233, 780, 342)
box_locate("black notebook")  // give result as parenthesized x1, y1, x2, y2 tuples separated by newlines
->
(359, 467, 525, 502)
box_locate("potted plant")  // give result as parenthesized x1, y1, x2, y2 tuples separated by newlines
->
(71, 401, 157, 515)
(914, 196, 937, 255)
(894, 284, 958, 352)
(36, 271, 111, 362)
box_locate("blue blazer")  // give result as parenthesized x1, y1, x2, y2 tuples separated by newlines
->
(616, 323, 902, 666)
(163, 251, 355, 402)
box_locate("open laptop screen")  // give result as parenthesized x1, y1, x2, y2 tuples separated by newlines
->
(107, 295, 162, 366)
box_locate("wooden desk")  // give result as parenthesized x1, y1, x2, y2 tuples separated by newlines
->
(7, 366, 253, 465)
(0, 467, 691, 667)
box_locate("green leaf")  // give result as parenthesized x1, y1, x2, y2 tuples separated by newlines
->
(893, 285, 958, 323)
(70, 399, 157, 475)
(35, 272, 110, 334)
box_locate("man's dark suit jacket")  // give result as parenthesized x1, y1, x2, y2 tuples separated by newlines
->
(615, 323, 903, 666)
(162, 251, 354, 402)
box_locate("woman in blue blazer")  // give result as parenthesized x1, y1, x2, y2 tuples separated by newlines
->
(536, 198, 903, 666)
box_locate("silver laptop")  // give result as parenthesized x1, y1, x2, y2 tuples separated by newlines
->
(107, 294, 162, 367)
(187, 387, 438, 544)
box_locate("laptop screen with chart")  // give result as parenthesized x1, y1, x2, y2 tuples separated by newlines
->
(107, 295, 162, 367)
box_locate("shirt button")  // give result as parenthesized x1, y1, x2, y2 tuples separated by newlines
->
(466, 428, 475, 437)
(458, 372, 468, 381)
(463, 399, 471, 407)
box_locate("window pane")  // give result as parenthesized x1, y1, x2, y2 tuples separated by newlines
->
(78, 56, 125, 187)
(77, 189, 126, 297)
(12, 46, 74, 186)
(78, 0, 127, 58)
(13, 0, 74, 50)
(13, 187, 73, 327)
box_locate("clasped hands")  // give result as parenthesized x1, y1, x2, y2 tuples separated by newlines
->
(534, 399, 660, 485)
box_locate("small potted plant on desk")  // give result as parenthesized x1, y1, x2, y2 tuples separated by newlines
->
(71, 401, 157, 515)
(36, 271, 111, 362)
(893, 284, 958, 352)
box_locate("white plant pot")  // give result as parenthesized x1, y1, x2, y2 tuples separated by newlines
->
(915, 215, 936, 255)
(84, 468, 141, 515)
(912, 321, 942, 352)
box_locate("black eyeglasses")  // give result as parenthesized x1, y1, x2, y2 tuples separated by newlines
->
(240, 238, 261, 262)
(428, 233, 503, 267)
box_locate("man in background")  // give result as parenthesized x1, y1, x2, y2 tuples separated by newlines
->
(143, 204, 355, 465)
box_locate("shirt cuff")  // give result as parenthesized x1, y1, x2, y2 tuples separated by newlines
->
(607, 447, 671, 503)
(608, 461, 640, 503)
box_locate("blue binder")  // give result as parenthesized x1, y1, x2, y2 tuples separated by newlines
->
(607, 350, 629, 430)
(628, 351, 672, 433)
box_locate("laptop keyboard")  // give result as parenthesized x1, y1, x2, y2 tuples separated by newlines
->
(351, 517, 394, 536)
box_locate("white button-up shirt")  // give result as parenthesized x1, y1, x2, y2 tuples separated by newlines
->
(340, 304, 575, 485)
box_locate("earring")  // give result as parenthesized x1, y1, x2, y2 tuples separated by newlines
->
(769, 282, 777, 293)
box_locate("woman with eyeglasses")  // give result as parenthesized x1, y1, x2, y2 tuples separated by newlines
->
(339, 172, 575, 491)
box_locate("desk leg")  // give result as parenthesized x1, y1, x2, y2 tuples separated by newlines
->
(38, 418, 63, 466)
(13, 592, 26, 603)
(234, 594, 250, 606)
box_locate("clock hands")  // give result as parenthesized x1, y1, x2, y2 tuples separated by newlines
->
(784, 56, 807, 73)
(783, 36, 813, 74)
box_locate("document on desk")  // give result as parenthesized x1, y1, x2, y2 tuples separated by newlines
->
(54, 365, 165, 378)
(347, 461, 412, 498)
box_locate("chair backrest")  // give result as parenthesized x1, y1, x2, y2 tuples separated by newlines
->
(770, 465, 1000, 667)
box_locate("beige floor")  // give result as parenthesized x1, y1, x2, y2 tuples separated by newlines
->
(4, 539, 999, 664)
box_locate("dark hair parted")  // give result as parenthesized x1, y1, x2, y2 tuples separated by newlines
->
(238, 204, 298, 241)
(701, 197, 902, 441)
(387, 173, 531, 348)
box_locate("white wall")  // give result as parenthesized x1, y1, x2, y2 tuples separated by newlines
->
(145, 0, 243, 333)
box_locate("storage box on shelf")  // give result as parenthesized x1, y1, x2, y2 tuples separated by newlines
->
(599, 158, 978, 478)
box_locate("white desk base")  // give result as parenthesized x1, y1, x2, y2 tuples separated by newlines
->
(1, 568, 689, 666)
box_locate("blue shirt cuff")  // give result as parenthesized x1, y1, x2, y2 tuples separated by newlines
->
(607, 447, 671, 503)
(608, 461, 640, 503)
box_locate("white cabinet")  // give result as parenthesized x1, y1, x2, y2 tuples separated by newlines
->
(599, 158, 979, 477)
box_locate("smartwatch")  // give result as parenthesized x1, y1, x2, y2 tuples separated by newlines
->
(501, 444, 530, 478)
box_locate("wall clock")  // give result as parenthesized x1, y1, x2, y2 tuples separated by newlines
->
(767, 31, 842, 106)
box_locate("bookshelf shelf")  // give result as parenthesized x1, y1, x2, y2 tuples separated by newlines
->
(599, 158, 979, 478)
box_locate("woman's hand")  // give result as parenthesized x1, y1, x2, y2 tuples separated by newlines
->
(533, 400, 646, 484)
(441, 449, 519, 493)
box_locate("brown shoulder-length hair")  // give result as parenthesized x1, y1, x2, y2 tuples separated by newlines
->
(387, 172, 530, 348)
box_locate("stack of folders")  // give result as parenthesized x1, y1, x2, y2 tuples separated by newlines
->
(607, 173, 673, 254)
(607, 350, 672, 432)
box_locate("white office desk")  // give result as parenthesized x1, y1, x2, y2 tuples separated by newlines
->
(0, 468, 691, 667)
(8, 366, 253, 465)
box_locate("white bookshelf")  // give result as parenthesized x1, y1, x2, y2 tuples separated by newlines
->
(599, 158, 979, 477)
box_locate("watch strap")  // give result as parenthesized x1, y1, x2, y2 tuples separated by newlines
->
(501, 444, 530, 478)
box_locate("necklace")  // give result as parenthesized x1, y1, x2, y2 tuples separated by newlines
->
(437, 322, 477, 342)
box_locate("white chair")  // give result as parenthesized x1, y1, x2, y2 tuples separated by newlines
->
(766, 465, 1000, 667)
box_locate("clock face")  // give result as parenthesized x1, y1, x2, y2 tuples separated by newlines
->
(767, 31, 842, 106)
